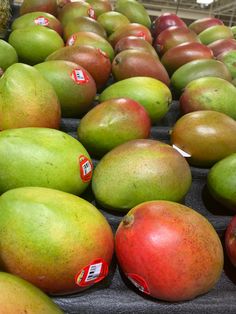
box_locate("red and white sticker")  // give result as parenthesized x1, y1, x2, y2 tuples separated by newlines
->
(97, 48, 109, 59)
(71, 69, 90, 85)
(127, 273, 150, 295)
(88, 7, 96, 19)
(78, 155, 92, 182)
(137, 31, 147, 40)
(67, 34, 76, 46)
(34, 16, 49, 26)
(75, 258, 109, 287)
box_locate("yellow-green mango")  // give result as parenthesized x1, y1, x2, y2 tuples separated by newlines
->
(0, 40, 18, 72)
(0, 127, 93, 195)
(0, 272, 63, 313)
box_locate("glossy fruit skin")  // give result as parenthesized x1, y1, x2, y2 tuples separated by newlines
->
(198, 25, 233, 45)
(207, 153, 236, 212)
(0, 187, 114, 294)
(171, 59, 232, 94)
(0, 272, 63, 313)
(208, 38, 236, 58)
(114, 35, 158, 57)
(189, 17, 224, 35)
(179, 77, 236, 119)
(108, 23, 153, 48)
(77, 98, 151, 158)
(152, 13, 187, 38)
(225, 216, 236, 267)
(20, 0, 58, 16)
(8, 26, 64, 65)
(217, 50, 236, 83)
(170, 110, 236, 167)
(46, 45, 111, 91)
(0, 128, 92, 195)
(115, 200, 223, 301)
(86, 0, 112, 17)
(161, 42, 213, 75)
(92, 139, 192, 212)
(0, 63, 61, 130)
(0, 40, 18, 71)
(99, 76, 172, 123)
(11, 11, 63, 35)
(112, 49, 170, 85)
(154, 26, 199, 55)
(97, 11, 130, 36)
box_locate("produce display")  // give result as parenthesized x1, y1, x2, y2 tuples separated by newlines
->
(0, 0, 236, 313)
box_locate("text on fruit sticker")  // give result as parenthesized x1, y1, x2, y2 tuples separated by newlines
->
(34, 16, 49, 26)
(78, 155, 93, 182)
(127, 273, 150, 295)
(75, 258, 109, 287)
(71, 69, 90, 85)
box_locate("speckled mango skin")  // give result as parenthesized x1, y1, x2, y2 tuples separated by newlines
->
(92, 139, 192, 212)
(0, 272, 63, 313)
(0, 187, 114, 295)
(0, 127, 92, 195)
(115, 200, 224, 301)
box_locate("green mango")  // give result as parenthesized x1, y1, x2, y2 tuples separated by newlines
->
(171, 59, 232, 94)
(0, 272, 63, 313)
(198, 25, 233, 45)
(97, 11, 130, 36)
(8, 25, 64, 65)
(0, 187, 114, 294)
(20, 0, 58, 16)
(115, 0, 151, 28)
(217, 50, 236, 81)
(207, 153, 236, 211)
(0, 127, 93, 195)
(0, 40, 18, 72)
(0, 63, 61, 130)
(99, 76, 172, 124)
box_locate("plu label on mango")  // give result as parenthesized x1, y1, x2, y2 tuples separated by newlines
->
(88, 7, 96, 19)
(34, 16, 49, 26)
(67, 34, 76, 46)
(127, 273, 150, 295)
(78, 155, 92, 182)
(137, 31, 147, 40)
(75, 258, 108, 287)
(71, 69, 90, 85)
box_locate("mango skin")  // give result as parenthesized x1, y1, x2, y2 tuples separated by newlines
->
(198, 25, 233, 45)
(170, 110, 236, 167)
(97, 11, 130, 36)
(207, 153, 236, 211)
(0, 127, 92, 195)
(0, 187, 114, 294)
(179, 77, 236, 119)
(0, 40, 18, 72)
(99, 76, 172, 124)
(0, 63, 61, 130)
(0, 272, 63, 313)
(8, 26, 64, 65)
(217, 50, 236, 82)
(92, 139, 192, 212)
(171, 59, 232, 94)
(189, 17, 224, 35)
(20, 0, 58, 16)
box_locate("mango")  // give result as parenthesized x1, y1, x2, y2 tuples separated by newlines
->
(207, 153, 236, 211)
(0, 272, 63, 313)
(198, 25, 233, 45)
(92, 139, 192, 212)
(152, 13, 187, 38)
(170, 110, 236, 167)
(0, 63, 61, 130)
(112, 49, 170, 85)
(171, 59, 232, 94)
(0, 40, 18, 72)
(66, 31, 114, 61)
(97, 11, 130, 36)
(8, 26, 64, 65)
(115, 0, 151, 28)
(99, 76, 172, 124)
(179, 77, 236, 119)
(11, 11, 63, 35)
(208, 38, 236, 58)
(35, 60, 97, 118)
(86, 0, 112, 17)
(0, 187, 114, 294)
(0, 127, 93, 195)
(217, 50, 236, 82)
(189, 17, 224, 35)
(20, 0, 58, 16)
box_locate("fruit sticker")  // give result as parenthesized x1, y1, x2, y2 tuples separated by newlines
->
(75, 258, 109, 287)
(127, 273, 150, 295)
(67, 34, 76, 46)
(88, 7, 96, 19)
(34, 16, 49, 26)
(78, 155, 93, 182)
(71, 69, 90, 85)
(137, 31, 147, 40)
